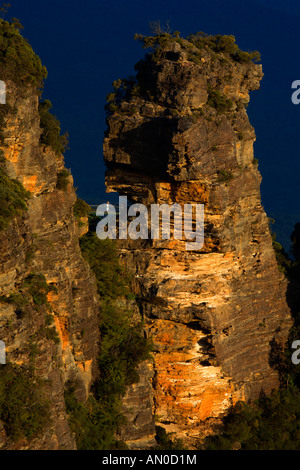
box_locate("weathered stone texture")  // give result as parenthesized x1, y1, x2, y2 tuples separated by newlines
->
(104, 41, 293, 445)
(0, 82, 100, 449)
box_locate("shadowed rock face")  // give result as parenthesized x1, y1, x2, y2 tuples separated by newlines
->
(104, 40, 293, 445)
(0, 81, 100, 450)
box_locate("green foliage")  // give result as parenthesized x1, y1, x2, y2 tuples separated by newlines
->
(0, 18, 67, 155)
(79, 233, 128, 299)
(105, 77, 138, 116)
(89, 303, 151, 447)
(217, 169, 234, 183)
(135, 30, 260, 65)
(134, 32, 175, 62)
(73, 198, 91, 219)
(187, 32, 261, 63)
(205, 220, 300, 450)
(66, 302, 151, 450)
(95, 302, 151, 398)
(56, 169, 70, 191)
(0, 17, 47, 89)
(0, 363, 50, 441)
(1, 272, 61, 350)
(0, 272, 53, 315)
(187, 52, 203, 65)
(0, 291, 28, 308)
(154, 426, 186, 450)
(45, 313, 54, 326)
(126, 293, 136, 301)
(0, 107, 7, 144)
(23, 273, 52, 306)
(268, 220, 292, 275)
(107, 30, 260, 119)
(113, 30, 259, 115)
(0, 166, 30, 230)
(66, 233, 152, 449)
(25, 242, 37, 263)
(207, 84, 233, 113)
(235, 49, 261, 63)
(273, 240, 291, 275)
(190, 110, 203, 123)
(204, 386, 300, 450)
(44, 326, 60, 344)
(64, 385, 127, 450)
(277, 222, 300, 386)
(39, 100, 69, 155)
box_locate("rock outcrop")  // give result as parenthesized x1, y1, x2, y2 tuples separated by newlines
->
(0, 30, 294, 451)
(0, 80, 100, 449)
(103, 36, 293, 445)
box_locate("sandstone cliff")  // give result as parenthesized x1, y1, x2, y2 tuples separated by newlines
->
(103, 34, 293, 445)
(0, 27, 294, 451)
(0, 18, 157, 450)
(0, 78, 100, 449)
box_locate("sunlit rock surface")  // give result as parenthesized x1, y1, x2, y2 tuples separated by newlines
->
(103, 39, 293, 446)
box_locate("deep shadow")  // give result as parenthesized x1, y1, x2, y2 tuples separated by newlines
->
(107, 117, 178, 176)
(269, 222, 300, 387)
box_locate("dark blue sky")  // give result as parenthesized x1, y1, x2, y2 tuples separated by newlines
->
(7, 0, 300, 249)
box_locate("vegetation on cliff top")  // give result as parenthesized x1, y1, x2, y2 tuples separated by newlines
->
(134, 28, 261, 64)
(0, 11, 67, 156)
(0, 16, 47, 89)
(105, 27, 260, 116)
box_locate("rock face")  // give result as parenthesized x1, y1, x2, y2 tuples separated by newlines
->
(103, 38, 293, 445)
(0, 81, 100, 449)
(117, 360, 156, 449)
